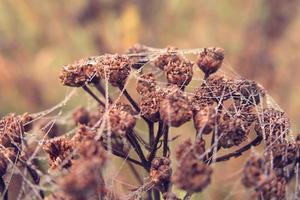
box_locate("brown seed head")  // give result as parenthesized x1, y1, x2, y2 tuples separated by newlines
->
(159, 86, 192, 127)
(98, 54, 131, 87)
(193, 106, 219, 135)
(197, 47, 224, 76)
(154, 47, 179, 70)
(140, 91, 161, 122)
(136, 72, 157, 95)
(150, 157, 172, 185)
(126, 43, 150, 69)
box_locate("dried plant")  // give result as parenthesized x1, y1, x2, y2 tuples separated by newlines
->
(0, 44, 299, 200)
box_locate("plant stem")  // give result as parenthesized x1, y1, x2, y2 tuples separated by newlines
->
(0, 177, 8, 200)
(149, 122, 155, 146)
(215, 135, 262, 162)
(153, 189, 161, 200)
(82, 85, 105, 107)
(94, 83, 113, 103)
(126, 131, 149, 169)
(148, 121, 165, 162)
(26, 165, 45, 198)
(163, 125, 169, 157)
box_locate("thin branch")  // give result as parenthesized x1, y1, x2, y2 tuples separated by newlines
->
(94, 82, 113, 103)
(82, 85, 105, 107)
(163, 125, 169, 157)
(148, 121, 165, 162)
(214, 135, 262, 163)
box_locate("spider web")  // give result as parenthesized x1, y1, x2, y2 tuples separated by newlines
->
(1, 46, 298, 200)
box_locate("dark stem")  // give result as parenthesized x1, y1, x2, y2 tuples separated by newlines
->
(183, 192, 193, 200)
(148, 121, 165, 162)
(94, 82, 113, 103)
(149, 122, 155, 146)
(153, 189, 161, 200)
(214, 135, 262, 163)
(0, 177, 8, 200)
(26, 165, 45, 198)
(127, 162, 143, 185)
(126, 131, 149, 170)
(119, 86, 153, 124)
(102, 144, 143, 166)
(163, 125, 169, 157)
(82, 85, 105, 107)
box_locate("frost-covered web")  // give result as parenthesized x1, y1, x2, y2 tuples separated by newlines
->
(1, 46, 298, 200)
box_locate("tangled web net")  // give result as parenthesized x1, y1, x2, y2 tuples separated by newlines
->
(0, 44, 299, 200)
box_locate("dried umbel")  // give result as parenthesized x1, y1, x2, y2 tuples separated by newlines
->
(59, 57, 100, 87)
(255, 108, 290, 143)
(173, 155, 212, 193)
(126, 43, 150, 69)
(159, 86, 192, 127)
(43, 136, 74, 169)
(193, 106, 219, 135)
(154, 47, 179, 70)
(140, 91, 161, 122)
(242, 154, 266, 188)
(150, 157, 172, 185)
(106, 104, 136, 136)
(136, 72, 157, 95)
(72, 125, 97, 143)
(234, 79, 265, 105)
(98, 54, 131, 87)
(196, 47, 224, 77)
(218, 118, 249, 148)
(0, 114, 25, 147)
(165, 56, 194, 87)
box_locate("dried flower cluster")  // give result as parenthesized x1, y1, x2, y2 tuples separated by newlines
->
(0, 45, 298, 200)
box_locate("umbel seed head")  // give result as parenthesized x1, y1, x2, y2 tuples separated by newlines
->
(197, 47, 224, 76)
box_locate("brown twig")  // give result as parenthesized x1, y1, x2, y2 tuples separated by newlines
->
(82, 85, 105, 107)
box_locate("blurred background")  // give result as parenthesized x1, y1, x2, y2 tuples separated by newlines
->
(0, 0, 299, 199)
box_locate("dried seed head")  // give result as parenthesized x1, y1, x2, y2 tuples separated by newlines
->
(140, 91, 161, 122)
(107, 104, 136, 136)
(255, 108, 290, 143)
(72, 107, 90, 125)
(253, 177, 286, 200)
(159, 86, 192, 127)
(43, 136, 73, 169)
(98, 54, 131, 87)
(150, 157, 172, 185)
(165, 57, 194, 87)
(173, 156, 212, 193)
(175, 138, 206, 162)
(193, 106, 219, 135)
(136, 72, 157, 95)
(204, 74, 235, 102)
(197, 47, 224, 76)
(88, 106, 105, 127)
(72, 125, 97, 143)
(126, 44, 150, 69)
(265, 141, 298, 168)
(59, 159, 104, 200)
(242, 154, 266, 188)
(218, 118, 249, 148)
(154, 47, 179, 70)
(59, 57, 100, 87)
(0, 114, 24, 147)
(20, 112, 34, 132)
(223, 102, 257, 127)
(192, 86, 215, 112)
(77, 139, 107, 167)
(234, 79, 265, 105)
